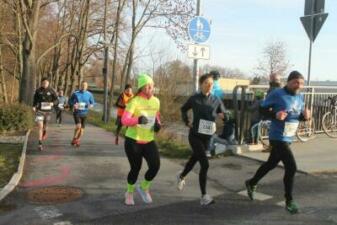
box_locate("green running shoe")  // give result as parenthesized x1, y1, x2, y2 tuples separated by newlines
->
(245, 180, 257, 200)
(286, 200, 299, 214)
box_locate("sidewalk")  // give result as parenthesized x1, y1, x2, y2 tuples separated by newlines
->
(0, 113, 336, 225)
(240, 134, 337, 173)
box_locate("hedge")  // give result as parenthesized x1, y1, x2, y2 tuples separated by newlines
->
(0, 103, 34, 133)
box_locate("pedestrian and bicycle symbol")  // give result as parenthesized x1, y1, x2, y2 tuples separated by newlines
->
(188, 16, 211, 43)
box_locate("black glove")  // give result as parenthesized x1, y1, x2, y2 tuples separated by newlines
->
(153, 118, 161, 132)
(138, 115, 148, 124)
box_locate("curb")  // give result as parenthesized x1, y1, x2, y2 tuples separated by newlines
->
(0, 130, 31, 202)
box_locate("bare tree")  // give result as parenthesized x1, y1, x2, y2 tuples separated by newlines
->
(17, 0, 43, 104)
(0, 45, 8, 103)
(255, 41, 291, 79)
(107, 0, 126, 120)
(0, 0, 194, 107)
(154, 60, 192, 121)
(119, 0, 194, 89)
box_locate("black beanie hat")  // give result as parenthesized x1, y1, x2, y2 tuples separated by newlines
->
(287, 71, 304, 82)
(210, 70, 220, 80)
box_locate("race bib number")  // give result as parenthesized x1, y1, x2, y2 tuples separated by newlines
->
(41, 102, 51, 110)
(283, 122, 299, 137)
(139, 116, 156, 129)
(198, 119, 216, 135)
(58, 104, 64, 109)
(78, 102, 86, 110)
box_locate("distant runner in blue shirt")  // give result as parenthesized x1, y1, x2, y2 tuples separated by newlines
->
(210, 70, 225, 100)
(68, 81, 95, 147)
(245, 71, 311, 214)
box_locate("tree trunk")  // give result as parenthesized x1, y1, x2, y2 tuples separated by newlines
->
(69, 0, 90, 95)
(120, 0, 137, 92)
(124, 42, 134, 89)
(19, 0, 41, 105)
(107, 0, 125, 120)
(16, 1, 23, 82)
(0, 46, 8, 103)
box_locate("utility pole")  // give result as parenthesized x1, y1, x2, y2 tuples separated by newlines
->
(193, 0, 201, 93)
(102, 0, 109, 123)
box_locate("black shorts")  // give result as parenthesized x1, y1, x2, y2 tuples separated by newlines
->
(115, 116, 122, 127)
(73, 114, 87, 128)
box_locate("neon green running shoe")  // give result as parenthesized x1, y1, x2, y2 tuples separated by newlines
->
(286, 200, 299, 214)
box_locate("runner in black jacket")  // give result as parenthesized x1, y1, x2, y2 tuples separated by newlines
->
(32, 77, 58, 151)
(177, 73, 226, 206)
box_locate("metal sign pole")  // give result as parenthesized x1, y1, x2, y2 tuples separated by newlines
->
(193, 0, 201, 93)
(307, 0, 314, 86)
(301, 0, 328, 86)
(307, 39, 313, 86)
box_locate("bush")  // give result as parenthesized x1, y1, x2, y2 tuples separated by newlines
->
(0, 103, 34, 133)
(156, 129, 191, 159)
(0, 143, 22, 187)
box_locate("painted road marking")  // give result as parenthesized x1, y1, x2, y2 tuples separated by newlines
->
(276, 201, 285, 207)
(34, 206, 62, 220)
(54, 221, 73, 225)
(237, 190, 273, 201)
(20, 165, 70, 188)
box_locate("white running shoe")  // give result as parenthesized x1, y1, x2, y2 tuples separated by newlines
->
(124, 192, 135, 206)
(176, 172, 186, 191)
(136, 186, 153, 204)
(200, 194, 214, 206)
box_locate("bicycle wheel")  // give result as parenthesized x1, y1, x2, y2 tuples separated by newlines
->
(258, 121, 270, 148)
(296, 118, 316, 142)
(322, 111, 337, 138)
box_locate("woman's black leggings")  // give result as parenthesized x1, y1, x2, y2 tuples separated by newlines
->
(181, 133, 210, 195)
(249, 140, 297, 201)
(124, 137, 160, 185)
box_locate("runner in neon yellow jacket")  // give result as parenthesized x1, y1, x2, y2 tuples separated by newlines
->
(121, 73, 161, 206)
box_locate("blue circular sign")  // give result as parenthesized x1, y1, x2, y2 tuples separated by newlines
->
(188, 16, 211, 43)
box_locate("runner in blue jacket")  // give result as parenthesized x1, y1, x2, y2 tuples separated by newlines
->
(245, 71, 311, 214)
(68, 81, 95, 147)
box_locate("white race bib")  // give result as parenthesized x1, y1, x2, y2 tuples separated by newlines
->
(139, 116, 156, 129)
(283, 122, 299, 137)
(198, 119, 216, 135)
(41, 102, 51, 110)
(58, 104, 64, 109)
(78, 102, 86, 110)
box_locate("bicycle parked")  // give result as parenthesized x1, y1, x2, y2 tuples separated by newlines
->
(322, 95, 337, 138)
(254, 120, 271, 148)
(253, 115, 315, 149)
(296, 117, 316, 142)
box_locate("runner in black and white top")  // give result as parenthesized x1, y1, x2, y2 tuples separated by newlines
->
(177, 73, 226, 206)
(33, 77, 58, 151)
